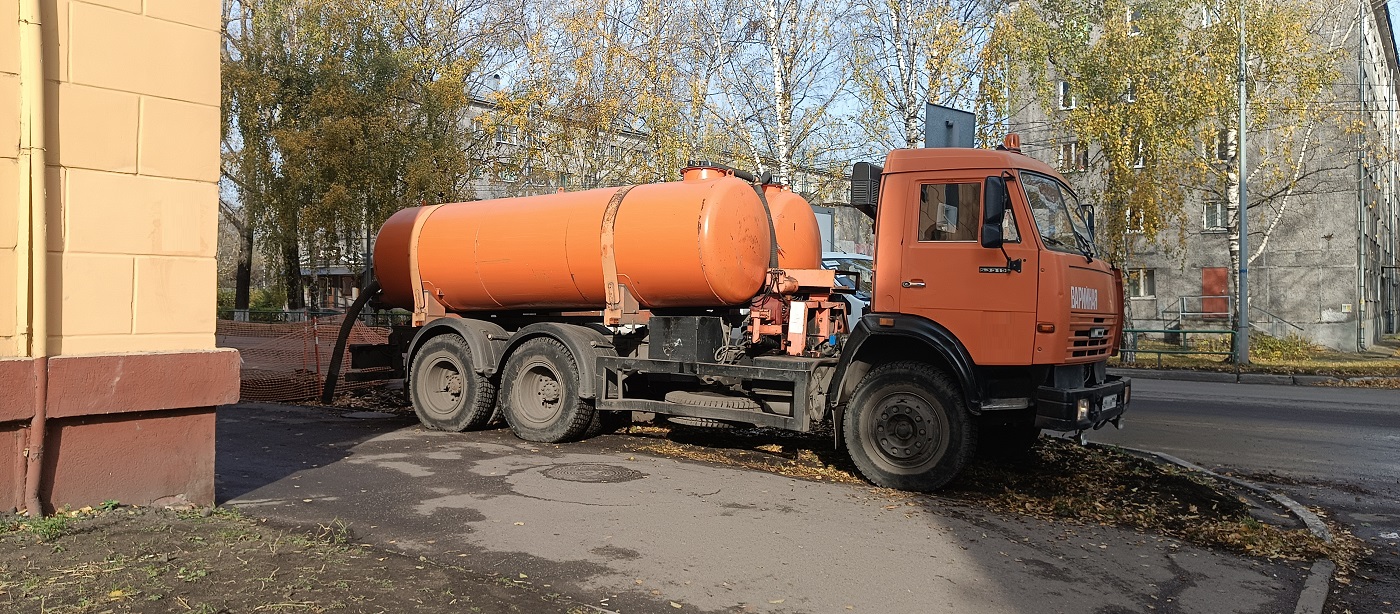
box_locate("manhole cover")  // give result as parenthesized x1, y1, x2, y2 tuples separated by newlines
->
(541, 463, 646, 484)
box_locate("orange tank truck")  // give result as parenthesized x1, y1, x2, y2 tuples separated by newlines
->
(344, 143, 1130, 493)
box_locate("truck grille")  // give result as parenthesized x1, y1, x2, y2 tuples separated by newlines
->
(1067, 313, 1115, 360)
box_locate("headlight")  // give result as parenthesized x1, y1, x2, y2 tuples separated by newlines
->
(1076, 398, 1091, 422)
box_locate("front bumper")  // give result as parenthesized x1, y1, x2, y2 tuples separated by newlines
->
(1034, 375, 1129, 431)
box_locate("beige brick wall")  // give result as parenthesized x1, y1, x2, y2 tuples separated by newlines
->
(1, 0, 18, 353)
(4, 0, 221, 357)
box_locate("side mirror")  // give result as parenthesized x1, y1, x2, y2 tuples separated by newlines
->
(981, 176, 1008, 249)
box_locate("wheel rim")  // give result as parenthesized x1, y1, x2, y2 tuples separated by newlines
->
(864, 391, 949, 472)
(419, 354, 466, 417)
(513, 358, 564, 427)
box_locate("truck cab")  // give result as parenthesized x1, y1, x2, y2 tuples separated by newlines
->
(833, 140, 1128, 484)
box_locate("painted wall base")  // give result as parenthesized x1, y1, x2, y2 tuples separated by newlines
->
(0, 350, 238, 513)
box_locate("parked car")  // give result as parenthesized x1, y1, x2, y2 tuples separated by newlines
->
(821, 252, 872, 331)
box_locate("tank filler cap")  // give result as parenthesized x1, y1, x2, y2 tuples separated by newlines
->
(681, 160, 733, 182)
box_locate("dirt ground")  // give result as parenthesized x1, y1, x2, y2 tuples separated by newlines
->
(0, 506, 592, 613)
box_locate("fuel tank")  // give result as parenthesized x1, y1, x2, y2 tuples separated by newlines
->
(374, 167, 775, 312)
(766, 184, 822, 269)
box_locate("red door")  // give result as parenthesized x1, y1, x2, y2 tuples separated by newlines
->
(1202, 267, 1228, 318)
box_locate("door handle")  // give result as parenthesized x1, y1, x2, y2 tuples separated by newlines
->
(902, 280, 926, 288)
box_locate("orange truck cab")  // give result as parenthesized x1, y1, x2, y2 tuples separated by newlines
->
(346, 139, 1129, 494)
(838, 143, 1128, 454)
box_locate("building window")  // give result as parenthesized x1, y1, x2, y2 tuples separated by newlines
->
(1058, 142, 1088, 172)
(1127, 268, 1156, 298)
(1058, 81, 1076, 110)
(1125, 80, 1136, 103)
(1127, 8, 1142, 35)
(917, 183, 982, 242)
(1204, 200, 1227, 231)
(1133, 141, 1146, 169)
(1213, 129, 1230, 161)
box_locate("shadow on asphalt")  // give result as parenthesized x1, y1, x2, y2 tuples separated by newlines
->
(215, 403, 420, 503)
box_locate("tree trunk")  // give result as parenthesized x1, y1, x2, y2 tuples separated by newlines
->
(765, 0, 793, 186)
(281, 236, 305, 311)
(234, 222, 254, 310)
(1225, 126, 1242, 333)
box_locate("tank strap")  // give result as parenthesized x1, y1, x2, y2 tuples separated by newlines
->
(601, 185, 638, 326)
(408, 204, 444, 325)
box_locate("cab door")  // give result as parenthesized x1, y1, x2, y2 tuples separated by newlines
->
(895, 172, 1040, 365)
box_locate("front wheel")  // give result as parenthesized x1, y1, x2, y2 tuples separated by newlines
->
(843, 361, 975, 491)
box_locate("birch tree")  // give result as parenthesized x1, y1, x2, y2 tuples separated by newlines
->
(850, 0, 993, 151)
(721, 0, 853, 185)
(480, 0, 699, 194)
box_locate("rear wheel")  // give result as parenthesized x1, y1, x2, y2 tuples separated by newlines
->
(409, 334, 497, 431)
(843, 361, 975, 491)
(500, 337, 596, 443)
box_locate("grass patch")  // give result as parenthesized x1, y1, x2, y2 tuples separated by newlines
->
(0, 507, 585, 613)
(1116, 332, 1400, 378)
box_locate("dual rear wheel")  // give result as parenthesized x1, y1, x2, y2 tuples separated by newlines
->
(408, 333, 605, 443)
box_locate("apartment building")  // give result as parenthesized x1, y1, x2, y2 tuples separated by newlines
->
(1008, 1, 1400, 351)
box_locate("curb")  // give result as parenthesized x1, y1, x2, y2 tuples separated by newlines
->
(1107, 367, 1378, 387)
(1094, 444, 1335, 614)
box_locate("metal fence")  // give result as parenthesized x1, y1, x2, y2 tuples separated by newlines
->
(217, 308, 412, 327)
(1119, 328, 1236, 367)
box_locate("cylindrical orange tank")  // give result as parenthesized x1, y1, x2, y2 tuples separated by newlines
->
(373, 167, 773, 312)
(765, 184, 821, 269)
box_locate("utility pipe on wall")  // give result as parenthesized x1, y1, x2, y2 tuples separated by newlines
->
(18, 0, 49, 517)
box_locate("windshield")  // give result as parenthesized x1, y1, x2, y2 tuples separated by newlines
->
(1021, 171, 1095, 257)
(822, 257, 874, 293)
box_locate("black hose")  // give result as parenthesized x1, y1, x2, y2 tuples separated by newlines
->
(751, 176, 780, 269)
(321, 279, 381, 404)
(752, 184, 781, 269)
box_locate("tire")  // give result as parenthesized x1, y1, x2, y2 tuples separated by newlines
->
(409, 334, 497, 432)
(842, 361, 976, 491)
(663, 390, 762, 410)
(500, 337, 596, 443)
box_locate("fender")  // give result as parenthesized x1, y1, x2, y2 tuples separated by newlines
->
(405, 317, 508, 381)
(827, 313, 982, 413)
(498, 323, 617, 399)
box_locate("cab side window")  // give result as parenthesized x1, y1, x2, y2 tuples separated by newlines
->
(918, 183, 981, 242)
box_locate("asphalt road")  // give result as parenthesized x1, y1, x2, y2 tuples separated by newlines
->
(1087, 378, 1400, 614)
(218, 403, 1306, 614)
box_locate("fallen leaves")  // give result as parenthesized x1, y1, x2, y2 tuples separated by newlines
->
(616, 424, 1337, 561)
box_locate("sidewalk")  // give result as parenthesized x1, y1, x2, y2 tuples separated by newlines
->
(218, 403, 1309, 614)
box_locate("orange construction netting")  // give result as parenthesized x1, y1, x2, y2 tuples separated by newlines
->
(216, 316, 396, 403)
